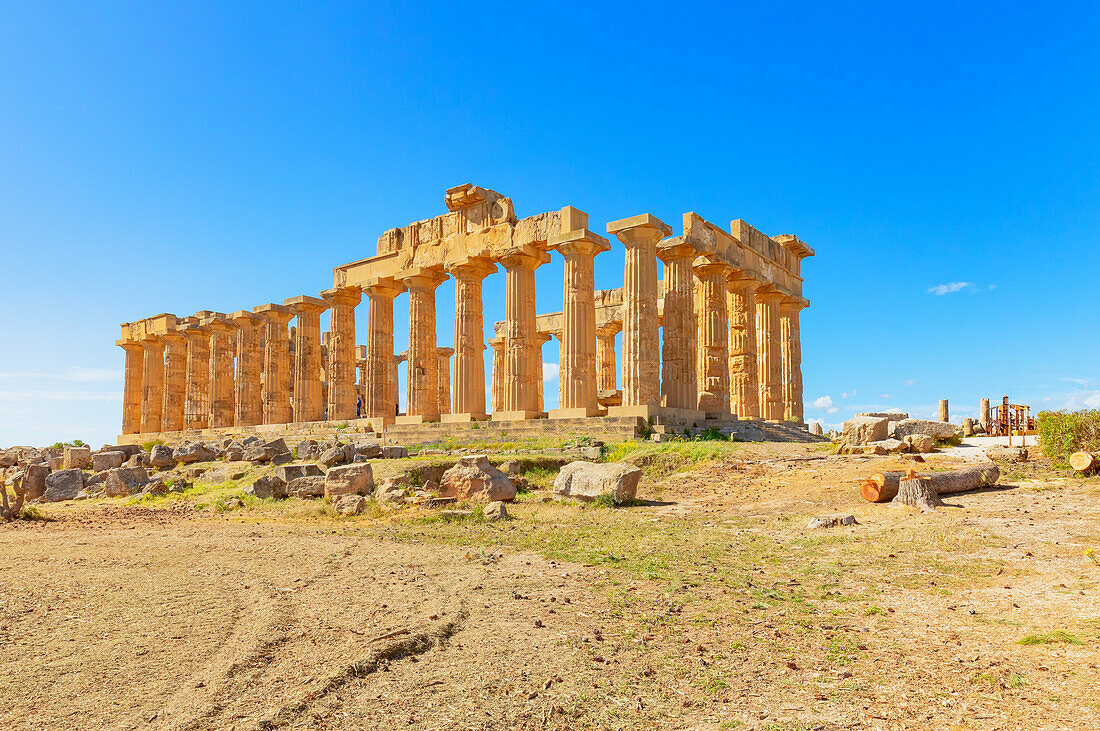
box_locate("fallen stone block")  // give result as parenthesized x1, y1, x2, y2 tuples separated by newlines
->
(324, 463, 374, 499)
(22, 464, 49, 500)
(484, 500, 508, 521)
(222, 441, 245, 461)
(44, 469, 85, 502)
(287, 475, 326, 498)
(903, 434, 934, 454)
(840, 416, 889, 446)
(382, 445, 408, 459)
(334, 494, 366, 515)
(174, 442, 217, 464)
(149, 444, 175, 468)
(63, 446, 92, 470)
(893, 419, 958, 440)
(103, 466, 151, 497)
(277, 463, 324, 483)
(440, 455, 515, 502)
(91, 451, 126, 472)
(247, 475, 287, 499)
(553, 461, 641, 503)
(355, 441, 382, 459)
(987, 445, 1028, 463)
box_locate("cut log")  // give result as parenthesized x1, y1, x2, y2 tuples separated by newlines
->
(1069, 451, 1100, 473)
(860, 464, 1000, 503)
(891, 475, 943, 512)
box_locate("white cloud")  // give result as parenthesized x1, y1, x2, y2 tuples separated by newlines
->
(928, 281, 973, 295)
(841, 390, 857, 399)
(1062, 391, 1100, 410)
(811, 395, 834, 409)
(988, 284, 996, 291)
(1062, 377, 1091, 388)
(879, 393, 892, 399)
(542, 362, 560, 382)
(904, 379, 916, 387)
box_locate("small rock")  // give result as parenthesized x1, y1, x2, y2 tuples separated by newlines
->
(382, 445, 408, 459)
(807, 514, 859, 529)
(149, 444, 175, 468)
(500, 459, 523, 476)
(318, 445, 347, 467)
(484, 501, 508, 521)
(334, 494, 366, 515)
(247, 475, 287, 499)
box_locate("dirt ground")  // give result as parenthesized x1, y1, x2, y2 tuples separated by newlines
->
(2, 442, 1098, 730)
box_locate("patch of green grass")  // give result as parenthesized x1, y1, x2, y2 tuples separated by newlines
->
(1017, 630, 1084, 646)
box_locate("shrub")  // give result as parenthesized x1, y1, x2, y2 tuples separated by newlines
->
(1036, 410, 1100, 466)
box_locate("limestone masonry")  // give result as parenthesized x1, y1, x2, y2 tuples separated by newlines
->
(117, 185, 813, 442)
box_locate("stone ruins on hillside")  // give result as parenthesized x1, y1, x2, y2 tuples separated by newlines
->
(116, 185, 814, 443)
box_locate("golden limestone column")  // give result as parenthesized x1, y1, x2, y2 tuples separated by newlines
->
(595, 323, 620, 395)
(119, 339, 144, 434)
(255, 303, 293, 424)
(548, 209, 610, 418)
(726, 273, 760, 420)
(361, 278, 403, 427)
(139, 335, 165, 433)
(398, 269, 447, 423)
(160, 330, 188, 432)
(231, 311, 264, 426)
(499, 248, 550, 420)
(205, 317, 237, 428)
(656, 239, 698, 412)
(182, 323, 210, 429)
(285, 296, 329, 423)
(692, 254, 733, 416)
(607, 214, 671, 417)
(755, 285, 784, 421)
(437, 347, 454, 415)
(488, 335, 505, 415)
(321, 287, 362, 422)
(779, 299, 806, 422)
(355, 345, 367, 406)
(446, 257, 496, 421)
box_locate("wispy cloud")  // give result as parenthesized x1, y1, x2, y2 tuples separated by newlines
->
(928, 281, 972, 295)
(810, 395, 839, 413)
(904, 379, 916, 387)
(1062, 391, 1100, 410)
(879, 393, 892, 399)
(841, 390, 856, 399)
(542, 362, 560, 382)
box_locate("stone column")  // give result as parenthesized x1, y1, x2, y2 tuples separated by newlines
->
(355, 345, 368, 407)
(321, 287, 362, 422)
(446, 258, 495, 421)
(548, 226, 609, 418)
(656, 240, 697, 411)
(254, 304, 293, 424)
(205, 317, 237, 428)
(139, 335, 165, 433)
(437, 347, 454, 415)
(161, 331, 188, 432)
(119, 340, 144, 435)
(285, 296, 329, 423)
(595, 323, 621, 395)
(498, 248, 550, 419)
(727, 275, 760, 420)
(607, 214, 671, 416)
(230, 311, 264, 426)
(488, 336, 506, 415)
(755, 286, 784, 421)
(692, 256, 732, 416)
(398, 270, 447, 423)
(779, 300, 805, 422)
(182, 324, 210, 430)
(979, 398, 990, 431)
(361, 279, 403, 426)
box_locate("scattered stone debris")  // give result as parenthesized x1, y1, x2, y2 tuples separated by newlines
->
(807, 514, 858, 529)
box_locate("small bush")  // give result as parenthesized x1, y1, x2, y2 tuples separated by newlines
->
(141, 439, 165, 452)
(694, 427, 728, 442)
(1037, 410, 1100, 466)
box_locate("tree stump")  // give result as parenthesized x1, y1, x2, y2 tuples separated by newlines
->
(891, 472, 943, 513)
(1069, 451, 1100, 474)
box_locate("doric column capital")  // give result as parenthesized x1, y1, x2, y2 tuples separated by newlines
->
(254, 302, 294, 325)
(487, 335, 505, 349)
(725, 269, 757, 288)
(607, 213, 672, 247)
(437, 346, 455, 358)
(500, 246, 550, 270)
(535, 331, 552, 346)
(446, 256, 496, 281)
(656, 237, 696, 264)
(140, 333, 163, 347)
(755, 283, 785, 303)
(321, 286, 362, 308)
(362, 276, 405, 300)
(230, 310, 262, 328)
(396, 267, 447, 292)
(548, 228, 611, 258)
(203, 316, 237, 334)
(284, 295, 329, 317)
(692, 253, 733, 279)
(394, 352, 408, 364)
(780, 296, 809, 314)
(595, 321, 622, 338)
(160, 331, 187, 348)
(117, 338, 144, 353)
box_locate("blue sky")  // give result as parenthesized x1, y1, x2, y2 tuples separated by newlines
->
(1, 2, 1098, 447)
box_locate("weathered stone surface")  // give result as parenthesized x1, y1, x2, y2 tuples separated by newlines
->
(126, 453, 149, 468)
(277, 463, 324, 483)
(810, 422, 824, 436)
(839, 416, 889, 445)
(553, 461, 641, 502)
(334, 494, 366, 515)
(92, 451, 126, 472)
(103, 466, 150, 497)
(223, 441, 245, 461)
(856, 412, 909, 421)
(500, 459, 523, 476)
(296, 440, 320, 460)
(319, 445, 347, 467)
(149, 444, 175, 468)
(579, 446, 602, 461)
(173, 442, 217, 464)
(324, 463, 374, 498)
(807, 514, 858, 529)
(440, 455, 516, 502)
(44, 469, 85, 502)
(247, 475, 287, 499)
(244, 444, 278, 463)
(869, 438, 907, 454)
(287, 475, 326, 498)
(893, 419, 958, 440)
(484, 500, 508, 521)
(355, 441, 383, 459)
(142, 479, 170, 496)
(987, 446, 1028, 463)
(904, 434, 935, 454)
(374, 476, 408, 503)
(22, 464, 50, 500)
(63, 446, 92, 470)
(382, 445, 409, 459)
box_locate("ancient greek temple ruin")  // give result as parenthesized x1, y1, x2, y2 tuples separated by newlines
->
(117, 185, 813, 443)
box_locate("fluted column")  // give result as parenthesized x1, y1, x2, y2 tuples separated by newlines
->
(182, 324, 210, 429)
(398, 270, 447, 423)
(285, 296, 329, 423)
(608, 214, 671, 415)
(727, 274, 760, 419)
(657, 240, 697, 411)
(205, 317, 237, 428)
(488, 336, 505, 415)
(360, 279, 403, 426)
(254, 304, 293, 424)
(161, 331, 188, 432)
(693, 256, 732, 415)
(437, 347, 454, 415)
(119, 340, 144, 435)
(595, 323, 620, 395)
(755, 286, 784, 421)
(446, 258, 495, 420)
(321, 287, 362, 422)
(499, 248, 550, 419)
(140, 335, 165, 433)
(230, 311, 264, 426)
(548, 225, 610, 418)
(780, 300, 805, 422)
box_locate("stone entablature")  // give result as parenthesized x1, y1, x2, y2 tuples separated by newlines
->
(118, 184, 812, 438)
